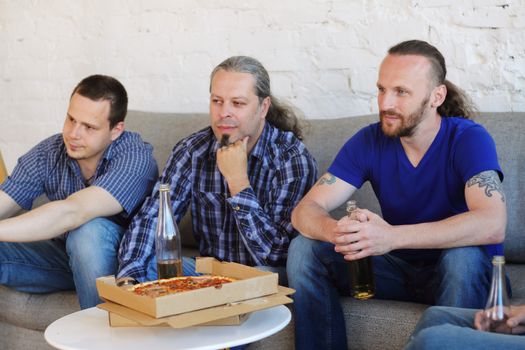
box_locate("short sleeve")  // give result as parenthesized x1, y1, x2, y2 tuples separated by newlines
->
(453, 124, 502, 183)
(327, 126, 373, 189)
(92, 134, 157, 216)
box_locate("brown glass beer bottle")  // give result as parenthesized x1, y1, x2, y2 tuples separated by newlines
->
(346, 200, 375, 300)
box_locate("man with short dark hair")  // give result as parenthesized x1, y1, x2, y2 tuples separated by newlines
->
(117, 56, 317, 286)
(0, 75, 158, 309)
(288, 40, 507, 349)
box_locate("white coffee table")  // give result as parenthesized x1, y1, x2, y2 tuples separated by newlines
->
(45, 305, 291, 350)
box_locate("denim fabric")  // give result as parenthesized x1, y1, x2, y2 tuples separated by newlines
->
(405, 306, 525, 350)
(287, 235, 494, 350)
(0, 218, 124, 309)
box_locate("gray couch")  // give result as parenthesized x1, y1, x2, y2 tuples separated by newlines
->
(1, 111, 524, 350)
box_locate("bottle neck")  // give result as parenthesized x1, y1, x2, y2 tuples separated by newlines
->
(159, 189, 170, 222)
(485, 258, 509, 309)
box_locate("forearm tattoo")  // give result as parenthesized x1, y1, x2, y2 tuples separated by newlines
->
(317, 174, 336, 186)
(466, 170, 506, 202)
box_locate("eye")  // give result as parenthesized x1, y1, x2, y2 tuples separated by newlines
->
(211, 98, 222, 105)
(397, 88, 408, 96)
(377, 87, 385, 94)
(233, 101, 246, 107)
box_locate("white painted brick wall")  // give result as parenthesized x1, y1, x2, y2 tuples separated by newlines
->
(1, 0, 524, 170)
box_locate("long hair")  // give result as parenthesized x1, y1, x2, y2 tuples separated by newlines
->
(210, 56, 304, 140)
(388, 40, 477, 119)
(71, 75, 128, 128)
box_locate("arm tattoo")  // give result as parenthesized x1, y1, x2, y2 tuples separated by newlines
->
(317, 174, 336, 186)
(466, 170, 506, 203)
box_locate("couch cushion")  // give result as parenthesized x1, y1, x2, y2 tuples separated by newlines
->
(342, 298, 427, 349)
(0, 286, 79, 331)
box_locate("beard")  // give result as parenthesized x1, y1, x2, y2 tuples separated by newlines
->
(219, 134, 230, 147)
(380, 97, 430, 138)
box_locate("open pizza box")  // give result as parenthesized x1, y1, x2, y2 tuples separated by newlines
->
(96, 257, 282, 319)
(98, 286, 294, 328)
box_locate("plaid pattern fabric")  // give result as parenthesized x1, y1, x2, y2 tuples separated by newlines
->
(0, 132, 157, 224)
(118, 123, 317, 281)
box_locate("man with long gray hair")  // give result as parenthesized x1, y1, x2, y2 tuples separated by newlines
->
(288, 40, 507, 349)
(117, 56, 317, 286)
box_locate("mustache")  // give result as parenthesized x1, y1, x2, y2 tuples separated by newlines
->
(380, 109, 403, 118)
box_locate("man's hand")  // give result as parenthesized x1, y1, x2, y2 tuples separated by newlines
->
(332, 208, 395, 260)
(475, 305, 525, 334)
(216, 136, 250, 196)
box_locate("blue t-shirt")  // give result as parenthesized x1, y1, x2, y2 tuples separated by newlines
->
(328, 117, 503, 261)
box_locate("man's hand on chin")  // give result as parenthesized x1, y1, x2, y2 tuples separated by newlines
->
(217, 136, 250, 196)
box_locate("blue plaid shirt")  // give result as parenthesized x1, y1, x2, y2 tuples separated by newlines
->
(0, 132, 158, 226)
(118, 123, 317, 281)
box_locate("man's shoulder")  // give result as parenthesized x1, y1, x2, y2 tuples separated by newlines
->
(265, 125, 314, 162)
(174, 127, 214, 151)
(443, 117, 490, 139)
(27, 134, 66, 160)
(112, 131, 151, 150)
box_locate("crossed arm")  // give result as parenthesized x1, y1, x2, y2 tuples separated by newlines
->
(291, 170, 506, 260)
(0, 186, 122, 242)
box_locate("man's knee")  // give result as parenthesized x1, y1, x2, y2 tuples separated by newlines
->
(437, 246, 490, 281)
(66, 218, 124, 259)
(287, 235, 329, 274)
(408, 326, 449, 350)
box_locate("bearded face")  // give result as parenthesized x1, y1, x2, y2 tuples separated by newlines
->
(380, 96, 430, 138)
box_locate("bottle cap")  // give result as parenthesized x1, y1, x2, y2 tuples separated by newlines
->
(346, 200, 357, 212)
(492, 255, 505, 264)
(159, 183, 170, 191)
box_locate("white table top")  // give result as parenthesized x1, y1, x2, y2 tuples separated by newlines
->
(45, 305, 291, 350)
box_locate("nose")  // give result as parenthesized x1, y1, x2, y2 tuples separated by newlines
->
(218, 102, 233, 120)
(68, 123, 81, 139)
(378, 91, 395, 111)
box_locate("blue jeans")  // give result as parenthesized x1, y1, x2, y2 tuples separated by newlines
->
(405, 306, 525, 349)
(286, 235, 494, 350)
(0, 218, 124, 309)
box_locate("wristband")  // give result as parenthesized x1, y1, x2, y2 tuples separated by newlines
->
(116, 276, 138, 287)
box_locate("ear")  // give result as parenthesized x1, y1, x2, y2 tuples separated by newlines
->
(110, 121, 125, 141)
(258, 96, 271, 120)
(431, 84, 447, 109)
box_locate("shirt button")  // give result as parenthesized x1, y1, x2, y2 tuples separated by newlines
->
(233, 206, 241, 211)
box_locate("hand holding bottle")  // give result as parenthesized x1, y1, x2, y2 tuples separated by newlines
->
(476, 255, 512, 334)
(475, 304, 525, 334)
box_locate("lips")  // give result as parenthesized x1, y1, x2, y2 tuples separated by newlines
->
(380, 111, 403, 124)
(66, 142, 83, 151)
(217, 125, 237, 134)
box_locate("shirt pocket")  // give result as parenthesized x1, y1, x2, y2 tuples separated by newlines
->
(193, 190, 225, 210)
